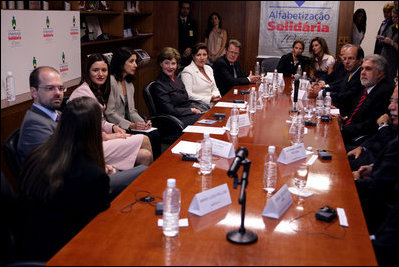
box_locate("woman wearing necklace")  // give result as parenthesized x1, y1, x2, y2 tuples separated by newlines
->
(309, 36, 335, 81)
(181, 42, 221, 107)
(205, 12, 227, 64)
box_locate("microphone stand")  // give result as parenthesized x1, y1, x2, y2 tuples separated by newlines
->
(226, 159, 258, 245)
(290, 77, 300, 115)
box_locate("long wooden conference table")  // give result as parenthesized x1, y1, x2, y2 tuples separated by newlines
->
(47, 82, 377, 266)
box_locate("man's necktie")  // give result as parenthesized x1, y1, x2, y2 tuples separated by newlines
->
(348, 73, 353, 82)
(55, 112, 60, 122)
(232, 64, 237, 78)
(345, 89, 368, 125)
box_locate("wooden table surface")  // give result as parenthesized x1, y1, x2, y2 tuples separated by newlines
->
(47, 84, 377, 266)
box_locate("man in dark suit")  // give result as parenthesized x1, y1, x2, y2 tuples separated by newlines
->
(17, 66, 63, 163)
(374, 3, 395, 54)
(319, 45, 365, 117)
(17, 66, 146, 198)
(353, 85, 398, 266)
(178, 1, 196, 68)
(340, 54, 394, 146)
(212, 39, 260, 96)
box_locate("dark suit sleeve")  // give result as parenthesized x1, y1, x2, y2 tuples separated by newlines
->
(18, 115, 55, 162)
(213, 58, 249, 95)
(152, 81, 193, 117)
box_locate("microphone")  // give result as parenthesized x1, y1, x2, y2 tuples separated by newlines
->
(293, 73, 300, 103)
(227, 147, 248, 177)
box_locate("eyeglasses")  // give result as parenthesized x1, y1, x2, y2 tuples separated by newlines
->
(227, 50, 240, 56)
(37, 85, 67, 92)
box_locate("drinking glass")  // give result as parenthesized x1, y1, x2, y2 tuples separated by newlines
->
(293, 163, 309, 194)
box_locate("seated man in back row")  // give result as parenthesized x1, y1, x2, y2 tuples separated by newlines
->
(17, 66, 146, 198)
(212, 39, 260, 96)
(340, 54, 394, 146)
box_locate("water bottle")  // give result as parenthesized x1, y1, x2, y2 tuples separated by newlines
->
(249, 87, 257, 113)
(255, 61, 260, 76)
(263, 146, 277, 194)
(230, 104, 239, 136)
(289, 115, 304, 145)
(315, 90, 324, 119)
(296, 64, 302, 78)
(324, 92, 331, 116)
(6, 71, 16, 102)
(302, 71, 307, 81)
(272, 69, 279, 94)
(200, 133, 213, 174)
(162, 178, 181, 237)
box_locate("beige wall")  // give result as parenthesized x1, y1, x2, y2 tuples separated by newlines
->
(354, 1, 393, 55)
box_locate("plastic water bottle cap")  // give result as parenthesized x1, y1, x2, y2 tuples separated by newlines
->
(7, 71, 13, 76)
(268, 146, 276, 153)
(307, 146, 313, 151)
(204, 133, 210, 138)
(167, 178, 176, 187)
(326, 92, 331, 96)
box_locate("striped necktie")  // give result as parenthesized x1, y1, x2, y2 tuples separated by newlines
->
(345, 89, 368, 125)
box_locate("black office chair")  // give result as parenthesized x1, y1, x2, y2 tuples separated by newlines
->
(3, 129, 22, 184)
(261, 57, 281, 73)
(142, 81, 185, 144)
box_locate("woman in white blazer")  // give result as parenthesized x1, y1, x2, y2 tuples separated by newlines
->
(181, 43, 221, 106)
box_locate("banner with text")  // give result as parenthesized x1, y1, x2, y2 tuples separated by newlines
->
(258, 1, 340, 58)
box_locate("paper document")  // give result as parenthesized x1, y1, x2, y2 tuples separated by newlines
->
(183, 126, 226, 135)
(130, 127, 157, 133)
(215, 102, 246, 109)
(171, 140, 200, 155)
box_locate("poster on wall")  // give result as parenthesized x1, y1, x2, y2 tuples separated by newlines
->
(1, 10, 81, 101)
(258, 1, 340, 58)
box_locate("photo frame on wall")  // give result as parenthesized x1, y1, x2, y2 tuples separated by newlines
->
(134, 49, 150, 63)
(85, 15, 102, 40)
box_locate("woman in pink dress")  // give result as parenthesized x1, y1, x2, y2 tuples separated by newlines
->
(68, 54, 153, 170)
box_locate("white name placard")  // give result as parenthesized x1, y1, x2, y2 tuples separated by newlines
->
(225, 113, 251, 130)
(277, 143, 307, 164)
(189, 183, 232, 216)
(262, 184, 293, 219)
(210, 137, 235, 158)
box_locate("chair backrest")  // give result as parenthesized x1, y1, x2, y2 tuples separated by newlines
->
(3, 129, 22, 182)
(261, 57, 281, 73)
(142, 81, 157, 117)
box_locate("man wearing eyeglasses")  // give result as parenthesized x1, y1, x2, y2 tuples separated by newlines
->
(17, 66, 147, 198)
(213, 39, 260, 96)
(311, 44, 365, 117)
(18, 66, 64, 162)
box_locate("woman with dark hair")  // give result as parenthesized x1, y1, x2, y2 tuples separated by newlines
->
(107, 47, 161, 159)
(204, 12, 227, 63)
(181, 42, 221, 107)
(152, 47, 206, 127)
(68, 53, 153, 169)
(277, 39, 310, 77)
(309, 36, 335, 81)
(17, 97, 111, 261)
(352, 8, 367, 46)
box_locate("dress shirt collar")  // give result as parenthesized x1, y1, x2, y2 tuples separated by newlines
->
(33, 103, 59, 121)
(350, 65, 362, 77)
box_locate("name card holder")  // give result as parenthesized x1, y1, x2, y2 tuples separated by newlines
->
(277, 143, 307, 164)
(225, 113, 251, 131)
(189, 183, 232, 216)
(210, 137, 235, 158)
(262, 184, 293, 219)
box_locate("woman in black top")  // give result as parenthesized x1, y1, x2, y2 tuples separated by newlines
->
(152, 47, 207, 127)
(17, 97, 111, 261)
(277, 39, 309, 77)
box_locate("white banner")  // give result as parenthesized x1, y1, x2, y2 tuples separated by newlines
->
(258, 1, 340, 58)
(1, 10, 81, 100)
